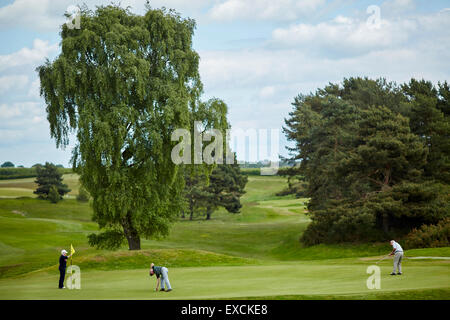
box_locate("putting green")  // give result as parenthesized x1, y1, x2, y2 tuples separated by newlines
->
(1, 261, 448, 300)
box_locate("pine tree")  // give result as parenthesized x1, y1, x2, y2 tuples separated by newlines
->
(402, 79, 450, 183)
(34, 162, 71, 199)
(283, 77, 449, 245)
(182, 153, 247, 220)
(204, 157, 248, 220)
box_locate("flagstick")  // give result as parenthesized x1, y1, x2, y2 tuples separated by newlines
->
(71, 246, 73, 287)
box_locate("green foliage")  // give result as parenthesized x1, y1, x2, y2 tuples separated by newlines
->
(276, 166, 306, 197)
(284, 77, 449, 245)
(88, 229, 126, 250)
(402, 79, 450, 184)
(37, 5, 229, 250)
(240, 168, 261, 176)
(205, 158, 248, 218)
(404, 218, 450, 249)
(301, 200, 378, 245)
(366, 181, 449, 231)
(1, 161, 15, 168)
(33, 162, 71, 199)
(48, 185, 61, 203)
(182, 153, 248, 220)
(0, 167, 37, 180)
(76, 186, 90, 202)
(0, 167, 72, 180)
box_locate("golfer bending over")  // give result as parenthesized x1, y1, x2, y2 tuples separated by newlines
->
(149, 263, 172, 292)
(58, 249, 72, 289)
(389, 240, 404, 275)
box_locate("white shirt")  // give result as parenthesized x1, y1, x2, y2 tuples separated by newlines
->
(392, 241, 403, 253)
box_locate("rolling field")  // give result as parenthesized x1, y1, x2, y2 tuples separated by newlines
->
(0, 174, 449, 299)
(0, 174, 80, 198)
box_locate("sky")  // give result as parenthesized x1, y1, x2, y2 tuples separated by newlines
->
(0, 0, 449, 167)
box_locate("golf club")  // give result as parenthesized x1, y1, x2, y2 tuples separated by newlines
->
(375, 255, 390, 264)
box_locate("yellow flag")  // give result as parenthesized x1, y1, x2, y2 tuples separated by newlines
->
(70, 244, 75, 255)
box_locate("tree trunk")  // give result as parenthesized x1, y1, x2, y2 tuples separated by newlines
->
(122, 213, 141, 250)
(189, 199, 194, 221)
(206, 206, 212, 220)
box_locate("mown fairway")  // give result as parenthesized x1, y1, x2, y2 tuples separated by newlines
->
(0, 175, 449, 299)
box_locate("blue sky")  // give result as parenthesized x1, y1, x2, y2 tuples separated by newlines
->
(0, 0, 449, 167)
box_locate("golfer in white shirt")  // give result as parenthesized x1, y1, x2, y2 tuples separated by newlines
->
(389, 240, 404, 275)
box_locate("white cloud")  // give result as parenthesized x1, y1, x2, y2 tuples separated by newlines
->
(271, 19, 403, 56)
(381, 0, 416, 17)
(259, 86, 276, 98)
(270, 9, 450, 57)
(0, 101, 48, 148)
(209, 0, 326, 21)
(0, 0, 67, 31)
(0, 75, 28, 94)
(27, 78, 41, 99)
(199, 7, 450, 149)
(0, 101, 43, 122)
(0, 39, 57, 72)
(137, 0, 210, 11)
(0, 0, 211, 32)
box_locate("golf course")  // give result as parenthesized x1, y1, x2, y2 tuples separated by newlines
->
(0, 174, 449, 300)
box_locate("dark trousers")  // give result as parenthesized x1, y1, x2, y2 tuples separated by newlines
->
(59, 268, 66, 288)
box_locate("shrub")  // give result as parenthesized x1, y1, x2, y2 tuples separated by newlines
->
(404, 218, 450, 249)
(48, 185, 61, 203)
(76, 186, 90, 202)
(301, 201, 379, 245)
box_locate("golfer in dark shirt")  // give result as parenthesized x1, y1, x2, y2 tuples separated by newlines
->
(58, 249, 72, 289)
(149, 262, 172, 292)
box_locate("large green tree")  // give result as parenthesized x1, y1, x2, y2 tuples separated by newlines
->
(37, 5, 223, 250)
(284, 78, 449, 245)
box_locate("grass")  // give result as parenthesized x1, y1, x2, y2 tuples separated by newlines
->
(229, 288, 450, 300)
(0, 261, 449, 300)
(0, 174, 448, 299)
(0, 173, 81, 198)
